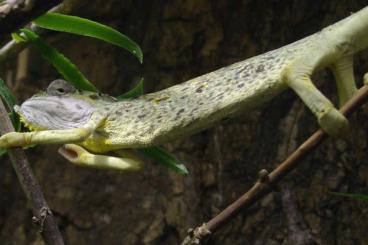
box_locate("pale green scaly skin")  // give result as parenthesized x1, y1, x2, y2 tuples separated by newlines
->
(2, 6, 368, 170)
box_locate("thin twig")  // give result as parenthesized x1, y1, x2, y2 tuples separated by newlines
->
(0, 0, 62, 34)
(181, 85, 368, 244)
(0, 0, 88, 64)
(0, 99, 64, 244)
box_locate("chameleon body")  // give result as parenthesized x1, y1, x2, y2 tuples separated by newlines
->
(1, 7, 368, 170)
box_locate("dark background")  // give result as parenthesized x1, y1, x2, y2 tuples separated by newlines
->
(0, 1, 368, 244)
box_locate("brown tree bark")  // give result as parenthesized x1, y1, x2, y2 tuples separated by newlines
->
(1, 1, 368, 244)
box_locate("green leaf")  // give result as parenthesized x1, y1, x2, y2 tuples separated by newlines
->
(11, 32, 26, 43)
(0, 78, 20, 131)
(34, 13, 143, 63)
(116, 78, 144, 100)
(138, 147, 188, 175)
(20, 29, 97, 92)
(0, 148, 7, 158)
(330, 192, 368, 201)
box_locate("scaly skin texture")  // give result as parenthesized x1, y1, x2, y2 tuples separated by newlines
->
(2, 6, 368, 168)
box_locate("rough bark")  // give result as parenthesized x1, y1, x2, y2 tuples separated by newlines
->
(1, 1, 368, 244)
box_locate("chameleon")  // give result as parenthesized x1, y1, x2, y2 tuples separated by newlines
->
(1, 6, 368, 171)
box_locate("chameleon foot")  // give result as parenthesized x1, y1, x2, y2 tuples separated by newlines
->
(58, 144, 142, 171)
(364, 73, 368, 85)
(285, 68, 349, 138)
(317, 108, 349, 138)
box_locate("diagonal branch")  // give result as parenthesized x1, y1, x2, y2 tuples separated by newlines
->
(181, 85, 368, 245)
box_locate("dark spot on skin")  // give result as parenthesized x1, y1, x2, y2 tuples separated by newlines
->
(89, 94, 99, 100)
(115, 111, 123, 116)
(256, 64, 264, 73)
(216, 93, 224, 99)
(180, 95, 187, 100)
(156, 115, 162, 119)
(177, 108, 185, 116)
(174, 108, 185, 120)
(196, 87, 203, 93)
(124, 132, 132, 137)
(237, 65, 250, 74)
(75, 104, 82, 110)
(138, 114, 146, 119)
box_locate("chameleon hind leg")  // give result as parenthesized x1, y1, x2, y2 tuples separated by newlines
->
(331, 55, 357, 107)
(58, 144, 142, 171)
(285, 67, 349, 137)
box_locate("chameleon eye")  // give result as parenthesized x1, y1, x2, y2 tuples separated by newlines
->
(47, 79, 76, 96)
(57, 88, 65, 94)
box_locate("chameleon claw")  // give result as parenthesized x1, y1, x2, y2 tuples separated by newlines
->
(58, 144, 142, 171)
(317, 108, 349, 138)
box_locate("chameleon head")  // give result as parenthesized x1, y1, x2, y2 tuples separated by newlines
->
(15, 79, 113, 130)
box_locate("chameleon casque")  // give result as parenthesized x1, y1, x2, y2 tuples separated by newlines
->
(1, 6, 368, 170)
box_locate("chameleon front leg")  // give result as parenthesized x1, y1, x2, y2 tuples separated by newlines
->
(331, 56, 357, 107)
(0, 113, 106, 148)
(285, 67, 349, 137)
(0, 128, 93, 148)
(58, 144, 142, 171)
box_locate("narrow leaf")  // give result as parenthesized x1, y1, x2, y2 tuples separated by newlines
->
(116, 78, 144, 100)
(330, 192, 368, 201)
(0, 78, 20, 131)
(0, 148, 7, 157)
(11, 32, 26, 43)
(138, 147, 188, 174)
(20, 28, 97, 92)
(34, 13, 143, 63)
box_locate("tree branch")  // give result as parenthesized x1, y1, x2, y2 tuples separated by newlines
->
(0, 0, 88, 64)
(181, 85, 368, 244)
(0, 0, 62, 34)
(0, 0, 89, 244)
(0, 99, 64, 244)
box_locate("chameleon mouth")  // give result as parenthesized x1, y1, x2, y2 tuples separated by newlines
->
(58, 145, 79, 162)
